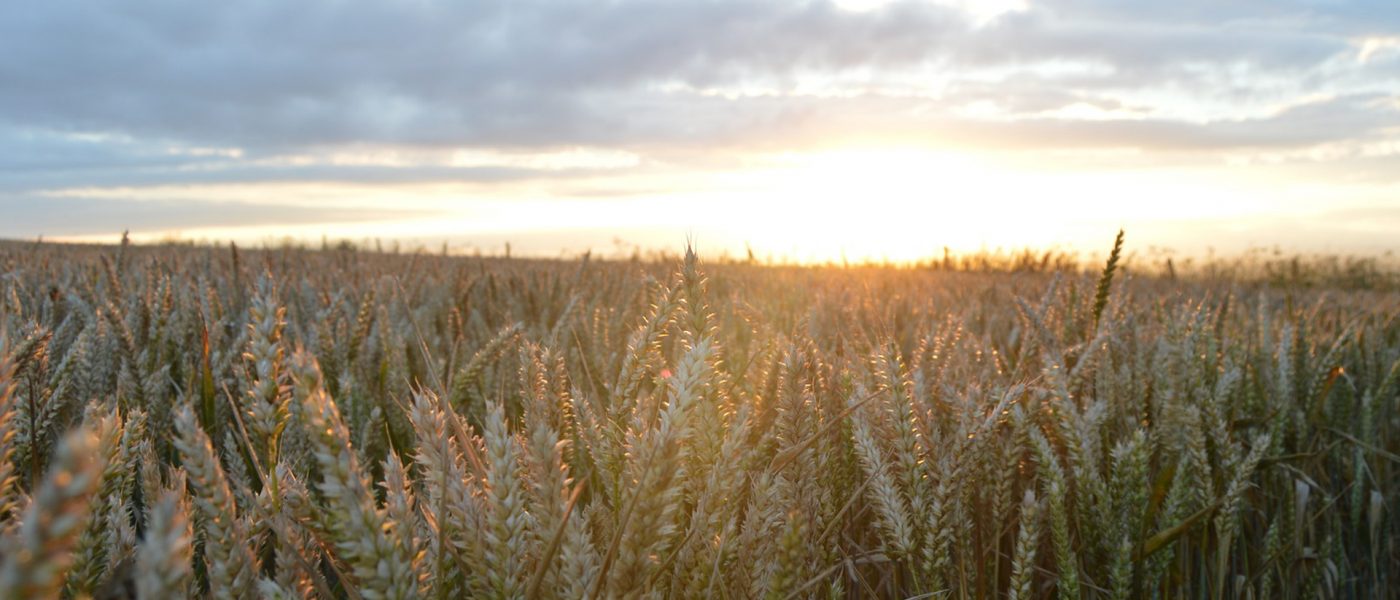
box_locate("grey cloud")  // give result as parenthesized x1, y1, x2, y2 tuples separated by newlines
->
(1035, 0, 1400, 34)
(0, 127, 639, 194)
(0, 0, 967, 150)
(4, 0, 1392, 151)
(0, 0, 1396, 194)
(959, 11, 1339, 75)
(0, 129, 223, 173)
(973, 94, 1400, 152)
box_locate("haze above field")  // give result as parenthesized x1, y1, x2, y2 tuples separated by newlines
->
(3, 0, 1399, 261)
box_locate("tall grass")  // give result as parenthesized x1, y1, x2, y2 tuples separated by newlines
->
(0, 236, 1394, 598)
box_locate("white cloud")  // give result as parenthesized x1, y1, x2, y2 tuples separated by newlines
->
(834, 0, 1027, 25)
(1356, 36, 1400, 63)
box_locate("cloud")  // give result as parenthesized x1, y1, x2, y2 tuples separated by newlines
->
(0, 0, 1397, 212)
(3, 1, 1393, 150)
(0, 197, 432, 238)
(697, 92, 1400, 159)
(0, 160, 605, 194)
(0, 1, 969, 151)
(962, 94, 1400, 151)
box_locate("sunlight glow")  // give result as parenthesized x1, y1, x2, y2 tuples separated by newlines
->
(51, 145, 1399, 263)
(678, 147, 1276, 262)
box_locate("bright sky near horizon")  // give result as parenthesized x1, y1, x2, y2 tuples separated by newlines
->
(3, 0, 1399, 261)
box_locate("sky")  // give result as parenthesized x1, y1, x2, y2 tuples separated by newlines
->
(2, 0, 1400, 262)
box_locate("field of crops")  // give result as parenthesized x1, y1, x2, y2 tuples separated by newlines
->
(0, 237, 1394, 599)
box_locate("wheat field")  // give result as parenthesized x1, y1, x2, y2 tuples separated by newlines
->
(0, 235, 1394, 599)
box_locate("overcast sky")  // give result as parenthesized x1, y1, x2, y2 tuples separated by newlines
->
(3, 0, 1399, 260)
